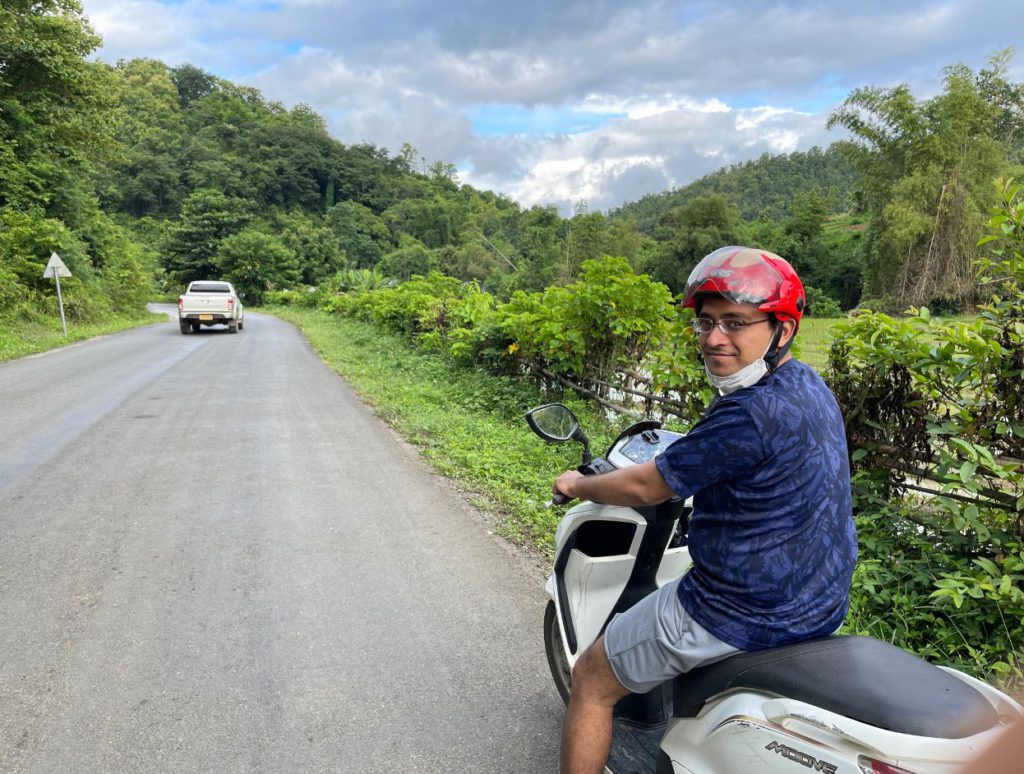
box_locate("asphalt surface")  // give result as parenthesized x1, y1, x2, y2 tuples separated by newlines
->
(0, 308, 563, 773)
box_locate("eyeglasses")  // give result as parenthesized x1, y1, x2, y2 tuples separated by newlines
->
(690, 317, 772, 335)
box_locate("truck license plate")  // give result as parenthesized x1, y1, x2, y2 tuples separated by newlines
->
(199, 314, 213, 321)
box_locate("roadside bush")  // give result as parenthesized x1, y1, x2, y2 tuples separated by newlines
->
(498, 256, 674, 381)
(264, 289, 307, 306)
(354, 271, 464, 338)
(313, 255, 700, 417)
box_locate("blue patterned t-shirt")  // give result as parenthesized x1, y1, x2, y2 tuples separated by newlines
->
(655, 359, 857, 651)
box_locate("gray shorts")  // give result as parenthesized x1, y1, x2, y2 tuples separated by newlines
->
(603, 575, 742, 694)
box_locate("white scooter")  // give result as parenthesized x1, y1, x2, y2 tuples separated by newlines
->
(526, 402, 1021, 774)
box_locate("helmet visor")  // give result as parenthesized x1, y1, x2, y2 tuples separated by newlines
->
(683, 247, 785, 307)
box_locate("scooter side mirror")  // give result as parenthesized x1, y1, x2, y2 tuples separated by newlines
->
(525, 403, 580, 442)
(525, 403, 592, 463)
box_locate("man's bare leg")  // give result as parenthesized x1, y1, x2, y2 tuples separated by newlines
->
(560, 635, 632, 774)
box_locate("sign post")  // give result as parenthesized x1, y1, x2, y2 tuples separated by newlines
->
(42, 252, 72, 337)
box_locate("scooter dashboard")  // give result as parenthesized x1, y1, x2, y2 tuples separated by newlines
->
(607, 428, 685, 467)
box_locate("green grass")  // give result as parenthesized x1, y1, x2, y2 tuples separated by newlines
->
(268, 306, 616, 552)
(796, 317, 845, 372)
(0, 311, 167, 364)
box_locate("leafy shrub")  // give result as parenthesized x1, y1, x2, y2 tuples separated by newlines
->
(0, 206, 151, 323)
(264, 289, 307, 306)
(803, 285, 844, 318)
(499, 256, 674, 381)
(332, 268, 392, 293)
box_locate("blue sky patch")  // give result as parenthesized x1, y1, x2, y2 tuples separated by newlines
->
(470, 105, 625, 137)
(723, 81, 850, 115)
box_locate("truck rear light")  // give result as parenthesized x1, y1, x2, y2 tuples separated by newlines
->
(227, 298, 234, 309)
(177, 296, 183, 310)
(858, 756, 921, 774)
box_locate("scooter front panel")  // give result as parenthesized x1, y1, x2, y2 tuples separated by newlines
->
(563, 549, 637, 657)
(550, 505, 648, 659)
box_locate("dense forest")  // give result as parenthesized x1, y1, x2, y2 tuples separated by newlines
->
(2, 1, 1023, 321)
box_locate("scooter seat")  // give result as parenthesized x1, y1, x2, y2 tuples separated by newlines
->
(673, 635, 999, 738)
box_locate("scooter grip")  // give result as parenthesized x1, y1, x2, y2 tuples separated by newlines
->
(549, 491, 571, 506)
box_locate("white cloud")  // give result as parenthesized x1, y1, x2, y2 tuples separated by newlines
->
(578, 95, 731, 120)
(458, 102, 831, 213)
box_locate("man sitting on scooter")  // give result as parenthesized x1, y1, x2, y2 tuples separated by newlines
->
(552, 246, 858, 774)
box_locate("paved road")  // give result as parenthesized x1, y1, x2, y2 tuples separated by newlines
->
(0, 309, 563, 773)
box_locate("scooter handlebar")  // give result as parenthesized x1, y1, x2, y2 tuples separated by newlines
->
(547, 457, 614, 507)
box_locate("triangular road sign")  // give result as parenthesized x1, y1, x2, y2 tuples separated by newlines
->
(43, 252, 71, 278)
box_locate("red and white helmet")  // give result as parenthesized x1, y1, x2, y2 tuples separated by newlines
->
(682, 246, 805, 326)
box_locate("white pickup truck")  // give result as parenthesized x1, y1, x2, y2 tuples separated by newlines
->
(177, 280, 245, 334)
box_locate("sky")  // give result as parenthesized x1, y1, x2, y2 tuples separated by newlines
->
(79, 0, 1024, 214)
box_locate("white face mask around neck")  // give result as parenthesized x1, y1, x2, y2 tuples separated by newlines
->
(705, 336, 775, 395)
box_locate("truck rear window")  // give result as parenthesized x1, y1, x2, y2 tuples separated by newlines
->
(190, 284, 230, 293)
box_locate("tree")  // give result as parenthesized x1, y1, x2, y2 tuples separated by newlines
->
(563, 209, 608, 281)
(509, 205, 563, 292)
(0, 2, 153, 322)
(0, 0, 111, 213)
(604, 216, 647, 269)
(215, 228, 299, 304)
(976, 48, 1024, 163)
(242, 120, 336, 210)
(102, 59, 186, 216)
(180, 128, 249, 198)
(170, 63, 219, 109)
(828, 53, 1014, 310)
(783, 190, 828, 277)
(438, 241, 500, 283)
(325, 200, 392, 268)
(162, 189, 252, 283)
(647, 195, 746, 294)
(377, 235, 437, 281)
(279, 213, 345, 285)
(383, 195, 463, 248)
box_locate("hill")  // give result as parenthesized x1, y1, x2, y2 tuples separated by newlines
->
(611, 145, 858, 233)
